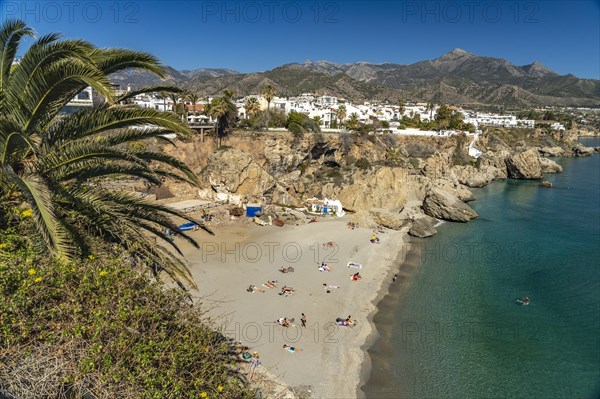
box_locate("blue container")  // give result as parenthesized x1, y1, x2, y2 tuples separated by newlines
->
(246, 205, 262, 217)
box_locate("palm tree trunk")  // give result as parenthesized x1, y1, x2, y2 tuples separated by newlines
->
(214, 118, 219, 150)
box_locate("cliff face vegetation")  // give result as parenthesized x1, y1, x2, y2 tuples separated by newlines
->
(147, 128, 598, 236)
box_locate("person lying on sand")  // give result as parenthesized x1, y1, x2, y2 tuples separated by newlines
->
(283, 344, 303, 353)
(318, 264, 333, 272)
(280, 285, 295, 294)
(323, 283, 340, 293)
(263, 280, 277, 288)
(275, 317, 293, 327)
(279, 266, 294, 273)
(247, 285, 265, 293)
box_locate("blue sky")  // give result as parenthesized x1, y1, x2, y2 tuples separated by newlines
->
(2, 0, 599, 78)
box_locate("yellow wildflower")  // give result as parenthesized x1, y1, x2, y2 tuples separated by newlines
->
(28, 268, 36, 275)
(34, 277, 42, 283)
(200, 392, 207, 398)
(99, 270, 108, 277)
(0, 243, 7, 249)
(88, 255, 95, 260)
(20, 209, 33, 218)
(217, 385, 223, 392)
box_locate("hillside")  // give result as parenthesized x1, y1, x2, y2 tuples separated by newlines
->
(108, 49, 600, 107)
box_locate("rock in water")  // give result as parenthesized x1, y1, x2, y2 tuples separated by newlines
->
(539, 157, 563, 173)
(408, 217, 438, 238)
(505, 148, 543, 179)
(541, 181, 552, 188)
(422, 187, 478, 222)
(572, 144, 595, 157)
(539, 146, 565, 157)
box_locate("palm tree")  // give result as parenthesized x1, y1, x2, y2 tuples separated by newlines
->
(398, 98, 405, 120)
(244, 97, 260, 119)
(0, 20, 211, 287)
(347, 113, 360, 131)
(206, 97, 229, 149)
(187, 92, 200, 114)
(262, 84, 276, 128)
(427, 102, 435, 120)
(336, 105, 347, 128)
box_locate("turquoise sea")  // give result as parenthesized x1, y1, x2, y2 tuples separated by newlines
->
(363, 137, 600, 399)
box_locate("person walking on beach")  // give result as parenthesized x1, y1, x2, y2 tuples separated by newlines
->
(393, 274, 397, 282)
(301, 313, 307, 328)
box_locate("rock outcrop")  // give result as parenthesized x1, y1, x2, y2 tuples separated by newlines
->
(504, 148, 543, 179)
(452, 165, 496, 188)
(369, 209, 409, 230)
(422, 187, 478, 222)
(539, 146, 565, 157)
(201, 148, 275, 198)
(478, 150, 510, 180)
(572, 143, 595, 157)
(539, 157, 563, 173)
(408, 217, 438, 238)
(336, 168, 427, 212)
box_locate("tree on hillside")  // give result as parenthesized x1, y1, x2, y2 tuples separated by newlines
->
(427, 102, 435, 120)
(435, 103, 452, 129)
(244, 97, 261, 119)
(0, 20, 211, 287)
(262, 84, 276, 128)
(207, 96, 237, 148)
(398, 98, 405, 119)
(336, 105, 347, 127)
(346, 113, 360, 131)
(186, 92, 200, 114)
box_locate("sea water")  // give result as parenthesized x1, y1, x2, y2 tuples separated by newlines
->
(363, 137, 600, 398)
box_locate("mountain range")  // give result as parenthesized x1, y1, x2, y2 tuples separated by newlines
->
(109, 49, 600, 107)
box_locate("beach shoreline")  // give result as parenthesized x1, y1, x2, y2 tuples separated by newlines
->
(178, 215, 412, 398)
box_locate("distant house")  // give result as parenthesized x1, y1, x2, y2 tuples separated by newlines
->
(304, 198, 345, 217)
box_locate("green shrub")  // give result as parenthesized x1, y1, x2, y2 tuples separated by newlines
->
(354, 158, 372, 170)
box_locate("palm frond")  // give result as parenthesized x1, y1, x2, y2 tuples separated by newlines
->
(115, 85, 184, 104)
(0, 19, 35, 91)
(90, 48, 165, 77)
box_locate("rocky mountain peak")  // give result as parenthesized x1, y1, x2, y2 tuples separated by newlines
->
(522, 60, 557, 77)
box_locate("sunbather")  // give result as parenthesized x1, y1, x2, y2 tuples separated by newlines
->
(264, 280, 277, 288)
(280, 286, 295, 295)
(283, 344, 303, 353)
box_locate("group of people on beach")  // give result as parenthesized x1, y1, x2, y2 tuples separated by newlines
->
(347, 222, 359, 229)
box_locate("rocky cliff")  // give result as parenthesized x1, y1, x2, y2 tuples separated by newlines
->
(150, 128, 595, 236)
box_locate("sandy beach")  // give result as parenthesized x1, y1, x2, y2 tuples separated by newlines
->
(179, 215, 410, 398)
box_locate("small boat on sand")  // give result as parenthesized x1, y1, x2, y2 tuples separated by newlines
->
(178, 221, 203, 231)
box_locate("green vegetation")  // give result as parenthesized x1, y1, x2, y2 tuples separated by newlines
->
(207, 91, 238, 149)
(286, 111, 320, 142)
(0, 229, 252, 398)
